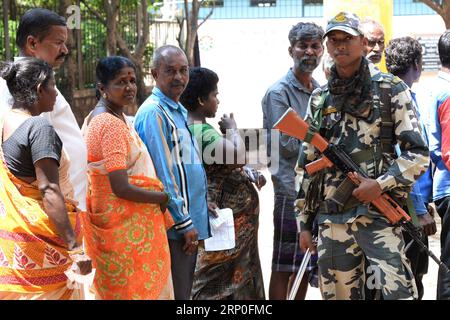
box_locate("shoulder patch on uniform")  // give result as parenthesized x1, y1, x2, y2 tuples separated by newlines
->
(392, 76, 402, 85)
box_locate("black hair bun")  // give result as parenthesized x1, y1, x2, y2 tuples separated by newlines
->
(0, 62, 17, 82)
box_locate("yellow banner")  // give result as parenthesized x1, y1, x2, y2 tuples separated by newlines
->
(323, 0, 393, 72)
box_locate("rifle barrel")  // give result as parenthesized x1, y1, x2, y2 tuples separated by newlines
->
(402, 221, 450, 274)
(288, 248, 311, 300)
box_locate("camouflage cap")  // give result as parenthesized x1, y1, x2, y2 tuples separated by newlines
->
(324, 12, 362, 38)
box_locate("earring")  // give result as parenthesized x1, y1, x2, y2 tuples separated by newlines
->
(103, 93, 107, 100)
(197, 97, 204, 106)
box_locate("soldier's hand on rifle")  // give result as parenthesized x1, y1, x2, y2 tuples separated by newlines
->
(418, 212, 437, 236)
(299, 231, 317, 255)
(349, 172, 383, 204)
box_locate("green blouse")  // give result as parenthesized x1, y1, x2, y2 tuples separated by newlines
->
(188, 123, 221, 161)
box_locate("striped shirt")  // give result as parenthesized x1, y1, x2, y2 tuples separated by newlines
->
(134, 87, 210, 241)
(262, 69, 319, 198)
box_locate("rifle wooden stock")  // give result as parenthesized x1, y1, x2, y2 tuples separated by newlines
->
(273, 109, 328, 152)
(305, 157, 334, 175)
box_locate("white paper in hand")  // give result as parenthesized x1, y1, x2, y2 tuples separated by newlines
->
(204, 208, 235, 251)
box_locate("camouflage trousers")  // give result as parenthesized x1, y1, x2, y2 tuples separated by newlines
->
(317, 214, 418, 300)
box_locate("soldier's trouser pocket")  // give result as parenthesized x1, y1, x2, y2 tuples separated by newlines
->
(317, 215, 418, 300)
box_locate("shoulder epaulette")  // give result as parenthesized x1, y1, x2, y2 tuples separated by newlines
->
(392, 76, 402, 85)
(380, 72, 402, 86)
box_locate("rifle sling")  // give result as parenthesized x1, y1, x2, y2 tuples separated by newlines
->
(379, 80, 395, 155)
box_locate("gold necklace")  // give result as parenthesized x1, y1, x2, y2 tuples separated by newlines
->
(105, 105, 123, 119)
(99, 100, 124, 121)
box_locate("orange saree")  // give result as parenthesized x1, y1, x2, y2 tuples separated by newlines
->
(82, 112, 174, 300)
(0, 147, 81, 299)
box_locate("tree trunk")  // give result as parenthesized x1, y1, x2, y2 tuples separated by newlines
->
(81, 0, 150, 108)
(134, 60, 147, 108)
(104, 0, 119, 56)
(136, 0, 150, 106)
(444, 1, 450, 29)
(182, 0, 199, 66)
(76, 0, 84, 89)
(179, 0, 214, 66)
(116, 0, 149, 106)
(3, 0, 11, 61)
(421, 0, 450, 29)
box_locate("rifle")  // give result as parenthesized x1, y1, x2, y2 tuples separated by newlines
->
(273, 108, 449, 273)
(288, 235, 317, 300)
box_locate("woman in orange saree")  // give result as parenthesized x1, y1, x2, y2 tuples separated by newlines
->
(0, 58, 91, 300)
(82, 56, 174, 300)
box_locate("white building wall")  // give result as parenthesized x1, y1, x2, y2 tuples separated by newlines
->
(198, 15, 446, 129)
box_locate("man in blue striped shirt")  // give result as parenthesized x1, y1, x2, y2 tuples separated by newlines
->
(134, 45, 210, 300)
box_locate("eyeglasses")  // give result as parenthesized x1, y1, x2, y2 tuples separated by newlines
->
(367, 39, 385, 48)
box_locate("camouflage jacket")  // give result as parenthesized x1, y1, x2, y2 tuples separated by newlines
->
(296, 63, 429, 231)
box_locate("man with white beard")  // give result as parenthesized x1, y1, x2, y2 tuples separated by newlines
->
(261, 22, 324, 300)
(360, 19, 385, 65)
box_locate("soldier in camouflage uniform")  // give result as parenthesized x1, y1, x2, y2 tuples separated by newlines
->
(296, 12, 430, 300)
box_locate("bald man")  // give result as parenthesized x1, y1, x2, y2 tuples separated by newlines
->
(134, 45, 210, 300)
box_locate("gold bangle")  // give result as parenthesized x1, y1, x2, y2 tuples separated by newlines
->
(67, 246, 84, 255)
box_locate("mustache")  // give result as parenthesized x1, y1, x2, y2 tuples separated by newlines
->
(299, 56, 319, 63)
(171, 81, 185, 87)
(296, 56, 320, 72)
(56, 53, 67, 60)
(367, 51, 381, 57)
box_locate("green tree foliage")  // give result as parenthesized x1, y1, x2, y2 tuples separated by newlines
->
(80, 0, 156, 104)
(176, 0, 214, 66)
(1, 0, 155, 95)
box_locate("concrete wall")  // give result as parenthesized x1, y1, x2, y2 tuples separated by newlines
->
(198, 0, 435, 20)
(197, 14, 446, 130)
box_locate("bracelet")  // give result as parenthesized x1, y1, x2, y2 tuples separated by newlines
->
(68, 247, 90, 263)
(67, 246, 84, 256)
